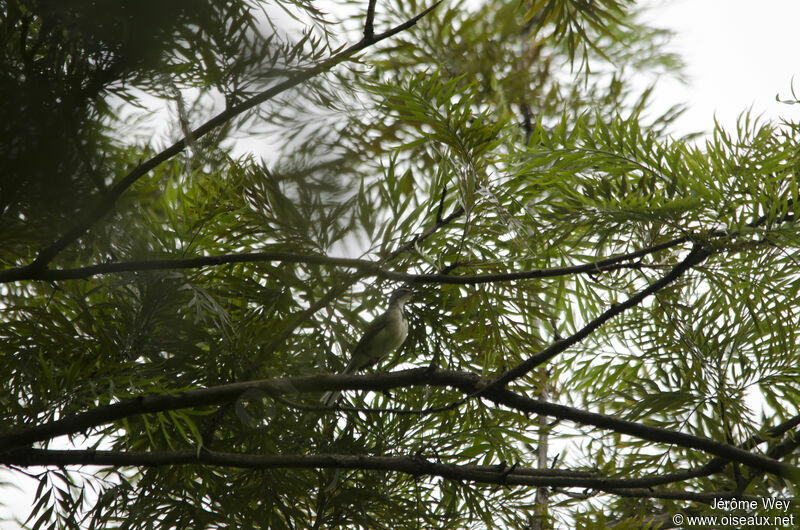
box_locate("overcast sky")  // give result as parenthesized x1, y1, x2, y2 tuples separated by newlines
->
(642, 0, 800, 137)
(3, 1, 800, 526)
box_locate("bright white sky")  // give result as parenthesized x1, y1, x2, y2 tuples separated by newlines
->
(642, 0, 800, 137)
(3, 1, 800, 526)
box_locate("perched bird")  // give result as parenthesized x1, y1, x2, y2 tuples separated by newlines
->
(321, 287, 414, 407)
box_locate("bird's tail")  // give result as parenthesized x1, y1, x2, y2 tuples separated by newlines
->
(320, 361, 357, 407)
(320, 390, 341, 407)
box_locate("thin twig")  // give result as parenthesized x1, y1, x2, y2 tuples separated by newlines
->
(364, 0, 378, 39)
(0, 237, 683, 284)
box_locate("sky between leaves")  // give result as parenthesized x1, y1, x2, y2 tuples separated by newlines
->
(640, 0, 800, 138)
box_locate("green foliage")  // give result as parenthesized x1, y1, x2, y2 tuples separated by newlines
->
(2, 0, 800, 528)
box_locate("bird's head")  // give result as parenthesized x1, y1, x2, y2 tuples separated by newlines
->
(389, 287, 415, 308)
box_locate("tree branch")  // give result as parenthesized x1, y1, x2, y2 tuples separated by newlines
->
(477, 243, 712, 396)
(13, 1, 443, 273)
(0, 236, 682, 284)
(0, 447, 763, 502)
(2, 368, 797, 479)
(364, 0, 378, 39)
(602, 488, 756, 503)
(478, 379, 800, 479)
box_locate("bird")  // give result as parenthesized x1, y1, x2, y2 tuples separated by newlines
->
(321, 287, 414, 407)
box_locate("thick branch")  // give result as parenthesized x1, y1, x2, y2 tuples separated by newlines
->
(1, 368, 797, 479)
(0, 448, 641, 490)
(0, 448, 760, 502)
(477, 380, 799, 479)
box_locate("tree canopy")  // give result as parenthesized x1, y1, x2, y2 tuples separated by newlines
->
(2, 0, 800, 527)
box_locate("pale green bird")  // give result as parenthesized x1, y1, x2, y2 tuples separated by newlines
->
(321, 287, 414, 407)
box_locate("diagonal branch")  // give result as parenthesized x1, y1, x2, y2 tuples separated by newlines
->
(623, 412, 800, 488)
(476, 244, 712, 397)
(17, 1, 442, 273)
(477, 377, 799, 479)
(731, 418, 800, 494)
